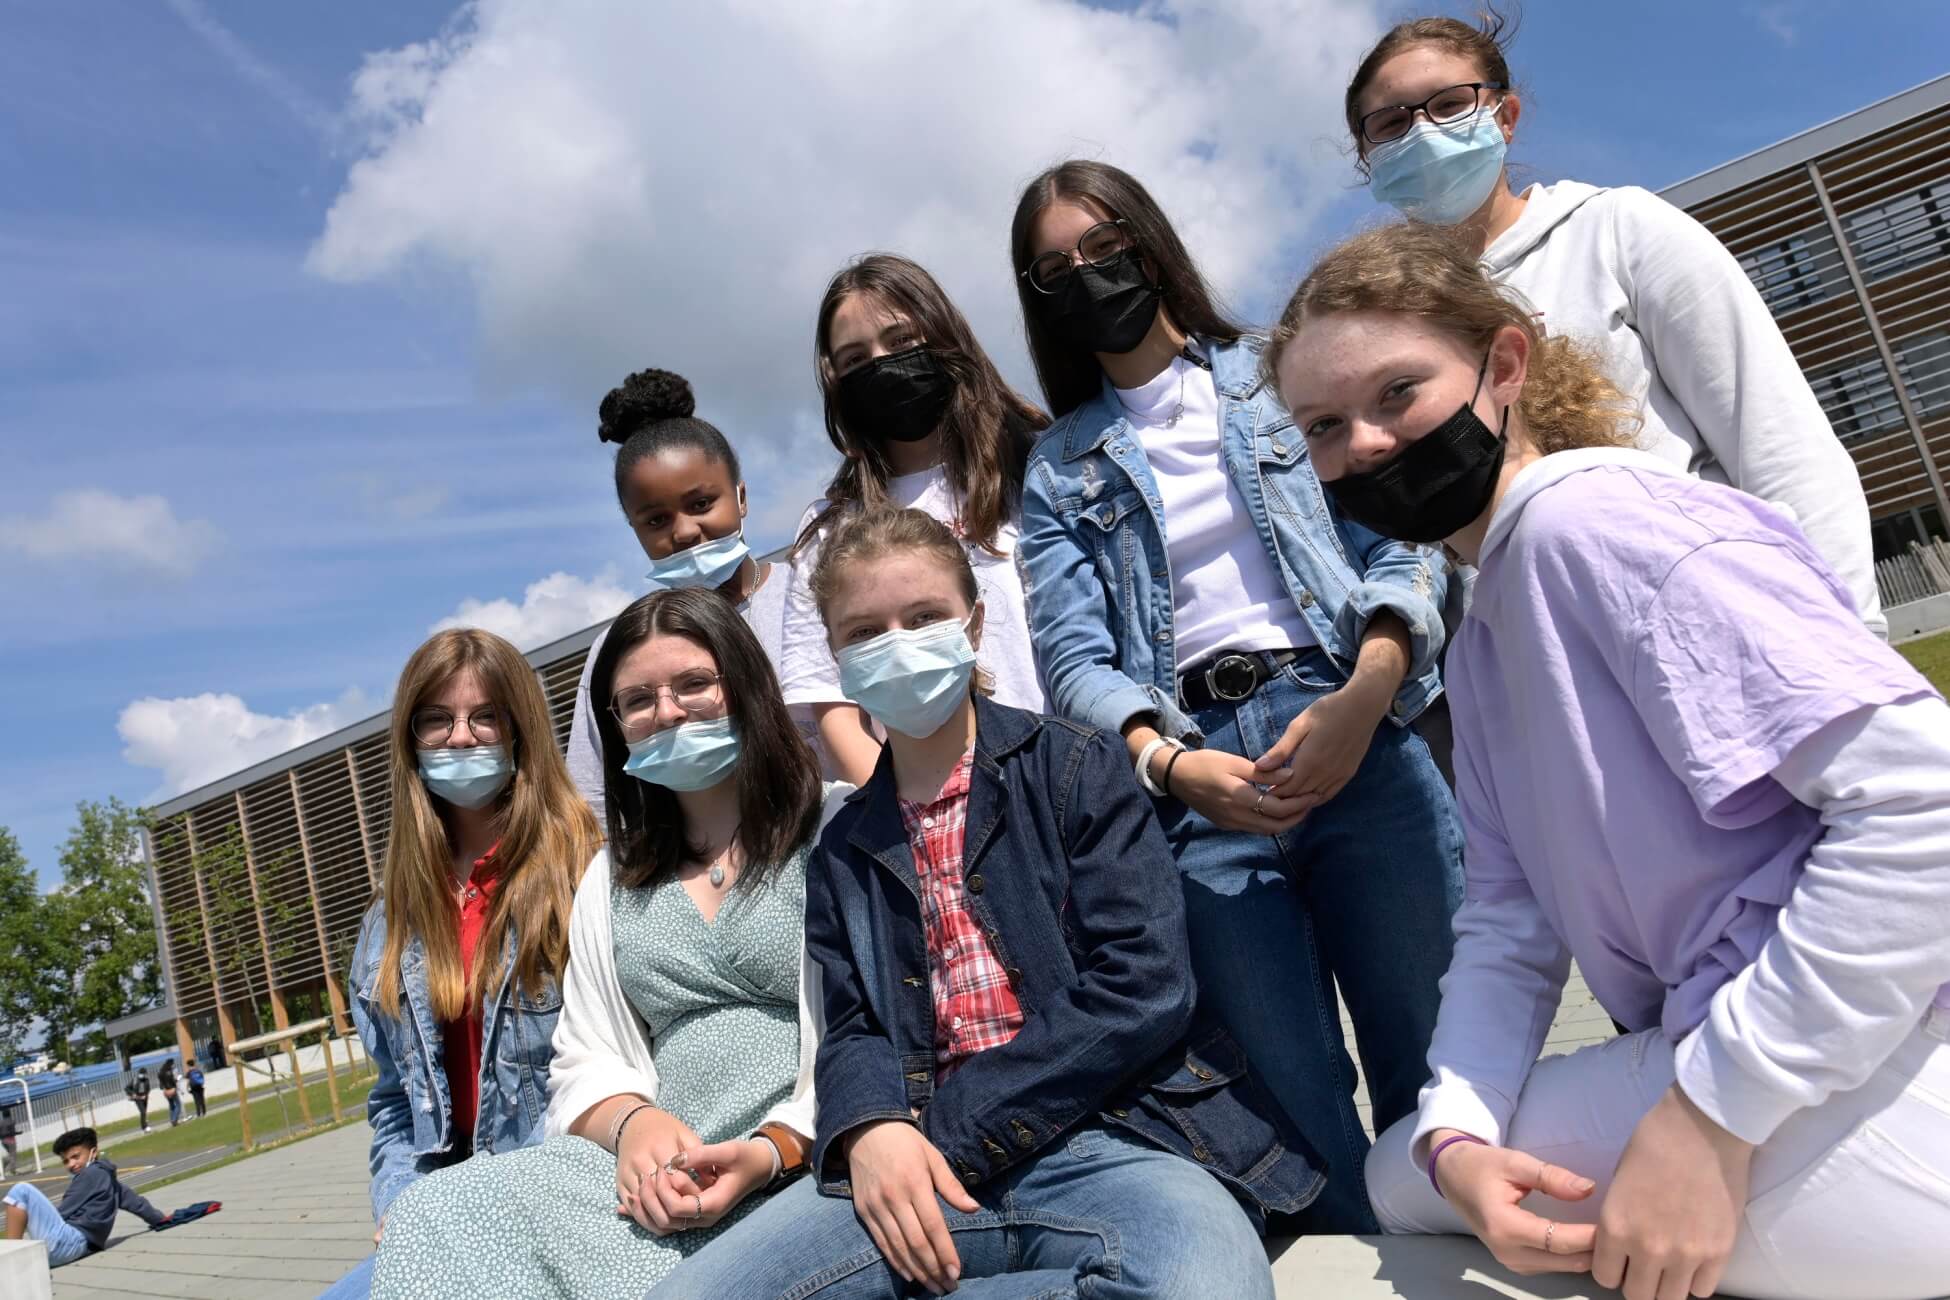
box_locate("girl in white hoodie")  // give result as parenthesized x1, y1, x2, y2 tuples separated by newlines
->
(1342, 8, 1885, 637)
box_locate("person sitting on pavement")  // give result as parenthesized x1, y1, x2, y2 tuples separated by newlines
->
(3, 1127, 167, 1267)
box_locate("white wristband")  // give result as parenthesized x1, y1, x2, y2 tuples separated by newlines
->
(1134, 737, 1183, 797)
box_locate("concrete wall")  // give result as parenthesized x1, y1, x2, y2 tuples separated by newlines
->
(1891, 592, 1950, 644)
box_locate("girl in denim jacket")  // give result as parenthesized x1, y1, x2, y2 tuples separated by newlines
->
(324, 628, 601, 1299)
(1008, 159, 1464, 1232)
(658, 507, 1317, 1300)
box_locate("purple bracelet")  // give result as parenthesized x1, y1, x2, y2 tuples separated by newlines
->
(1426, 1133, 1488, 1198)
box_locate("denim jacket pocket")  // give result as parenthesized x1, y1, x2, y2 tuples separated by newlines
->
(1253, 418, 1305, 469)
(1119, 1026, 1326, 1216)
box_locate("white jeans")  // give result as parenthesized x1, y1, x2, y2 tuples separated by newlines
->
(1368, 1015, 1950, 1300)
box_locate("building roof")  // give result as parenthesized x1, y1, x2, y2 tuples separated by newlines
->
(1661, 72, 1950, 208)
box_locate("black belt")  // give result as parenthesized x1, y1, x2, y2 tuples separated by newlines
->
(1176, 649, 1302, 713)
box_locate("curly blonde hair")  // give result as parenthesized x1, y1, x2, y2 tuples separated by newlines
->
(1263, 223, 1639, 456)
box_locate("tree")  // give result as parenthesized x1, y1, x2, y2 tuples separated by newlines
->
(165, 827, 305, 1052)
(0, 827, 64, 1061)
(55, 799, 163, 1042)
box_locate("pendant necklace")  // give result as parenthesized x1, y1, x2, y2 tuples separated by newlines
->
(707, 825, 740, 888)
(1164, 359, 1187, 429)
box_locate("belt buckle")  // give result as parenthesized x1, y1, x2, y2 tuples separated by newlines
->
(1207, 653, 1259, 703)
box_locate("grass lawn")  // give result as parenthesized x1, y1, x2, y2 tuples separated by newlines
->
(32, 1061, 376, 1165)
(1898, 629, 1950, 697)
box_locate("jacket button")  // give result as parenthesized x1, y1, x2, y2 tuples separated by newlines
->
(962, 1168, 980, 1185)
(1109, 1108, 1129, 1119)
(1005, 967, 1021, 986)
(1299, 590, 1315, 607)
(1192, 1143, 1210, 1162)
(966, 874, 985, 894)
(1011, 1121, 1035, 1149)
(1189, 1065, 1213, 1081)
(1392, 701, 1407, 718)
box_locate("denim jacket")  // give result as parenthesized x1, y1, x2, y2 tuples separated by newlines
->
(807, 698, 1324, 1217)
(346, 901, 561, 1222)
(1018, 334, 1448, 741)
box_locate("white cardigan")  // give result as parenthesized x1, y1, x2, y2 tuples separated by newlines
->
(544, 782, 854, 1141)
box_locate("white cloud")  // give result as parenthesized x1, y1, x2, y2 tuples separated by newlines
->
(432, 569, 634, 649)
(0, 488, 220, 580)
(163, 0, 337, 136)
(309, 0, 1386, 443)
(119, 689, 374, 797)
(1748, 4, 1798, 45)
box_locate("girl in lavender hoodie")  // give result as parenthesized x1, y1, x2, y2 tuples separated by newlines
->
(1264, 222, 1950, 1300)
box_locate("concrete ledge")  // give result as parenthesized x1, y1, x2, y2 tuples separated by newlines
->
(0, 1238, 53, 1300)
(1891, 593, 1950, 644)
(1270, 1235, 1608, 1298)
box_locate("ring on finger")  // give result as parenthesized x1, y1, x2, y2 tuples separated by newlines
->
(1543, 1220, 1557, 1254)
(1254, 790, 1268, 816)
(691, 1192, 703, 1220)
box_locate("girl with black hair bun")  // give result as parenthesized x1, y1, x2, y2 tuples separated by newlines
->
(566, 367, 815, 819)
(1010, 159, 1464, 1233)
(776, 254, 1051, 786)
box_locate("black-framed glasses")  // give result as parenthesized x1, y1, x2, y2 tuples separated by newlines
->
(1359, 82, 1507, 145)
(1022, 219, 1135, 295)
(411, 706, 504, 748)
(609, 672, 724, 732)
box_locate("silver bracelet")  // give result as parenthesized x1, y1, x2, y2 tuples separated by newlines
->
(1134, 736, 1184, 797)
(751, 1132, 784, 1185)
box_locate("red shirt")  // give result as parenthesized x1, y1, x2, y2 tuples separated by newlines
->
(442, 844, 501, 1151)
(897, 752, 1025, 1080)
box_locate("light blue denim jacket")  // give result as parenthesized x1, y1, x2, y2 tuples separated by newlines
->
(346, 901, 561, 1222)
(1018, 334, 1447, 741)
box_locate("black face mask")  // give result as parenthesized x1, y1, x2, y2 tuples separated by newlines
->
(1040, 249, 1162, 355)
(835, 346, 958, 444)
(1324, 355, 1507, 545)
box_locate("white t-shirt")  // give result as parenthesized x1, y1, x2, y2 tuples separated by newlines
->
(565, 561, 813, 824)
(1116, 356, 1314, 671)
(778, 466, 1047, 717)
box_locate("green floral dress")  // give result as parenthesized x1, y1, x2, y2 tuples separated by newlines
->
(372, 850, 807, 1299)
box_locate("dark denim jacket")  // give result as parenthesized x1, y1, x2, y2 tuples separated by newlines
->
(807, 698, 1324, 1217)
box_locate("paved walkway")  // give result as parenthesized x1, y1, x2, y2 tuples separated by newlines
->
(51, 1123, 371, 1300)
(45, 970, 1621, 1300)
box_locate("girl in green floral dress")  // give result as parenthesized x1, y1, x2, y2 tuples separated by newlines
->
(374, 588, 848, 1298)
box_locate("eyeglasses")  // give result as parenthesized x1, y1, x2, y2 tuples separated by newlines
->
(411, 706, 504, 748)
(609, 672, 724, 732)
(1358, 82, 1507, 145)
(1022, 219, 1135, 296)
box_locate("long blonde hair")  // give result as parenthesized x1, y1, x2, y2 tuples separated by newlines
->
(372, 628, 601, 1020)
(1263, 223, 1639, 455)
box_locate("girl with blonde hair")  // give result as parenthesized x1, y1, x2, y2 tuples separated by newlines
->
(1267, 222, 1950, 1300)
(326, 627, 601, 1298)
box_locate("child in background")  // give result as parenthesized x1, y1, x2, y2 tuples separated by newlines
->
(3, 1127, 167, 1267)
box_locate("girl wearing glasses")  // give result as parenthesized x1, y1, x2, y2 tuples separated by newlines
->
(372, 589, 849, 1299)
(776, 254, 1050, 786)
(1009, 159, 1463, 1232)
(329, 628, 602, 1300)
(567, 367, 810, 822)
(1344, 7, 1883, 635)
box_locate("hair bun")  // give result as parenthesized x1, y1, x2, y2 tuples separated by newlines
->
(597, 368, 696, 444)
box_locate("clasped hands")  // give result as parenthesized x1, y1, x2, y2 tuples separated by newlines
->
(612, 1105, 775, 1236)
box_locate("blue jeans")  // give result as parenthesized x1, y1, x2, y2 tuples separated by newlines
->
(654, 1125, 1273, 1300)
(1158, 650, 1462, 1233)
(6, 1182, 90, 1267)
(165, 1092, 182, 1125)
(317, 1252, 372, 1299)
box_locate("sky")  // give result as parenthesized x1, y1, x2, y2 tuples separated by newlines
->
(3, 0, 1947, 887)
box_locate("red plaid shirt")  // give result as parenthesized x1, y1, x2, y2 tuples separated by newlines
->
(898, 751, 1025, 1079)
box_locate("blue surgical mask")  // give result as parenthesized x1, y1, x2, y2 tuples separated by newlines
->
(1369, 105, 1508, 226)
(418, 745, 513, 809)
(837, 617, 978, 740)
(644, 531, 750, 592)
(623, 716, 741, 792)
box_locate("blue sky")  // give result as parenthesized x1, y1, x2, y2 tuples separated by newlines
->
(3, 0, 1947, 887)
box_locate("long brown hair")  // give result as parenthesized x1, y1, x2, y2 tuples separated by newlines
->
(802, 254, 1047, 557)
(1010, 160, 1248, 419)
(807, 506, 996, 698)
(588, 589, 822, 892)
(1263, 223, 1637, 455)
(1343, 6, 1519, 171)
(373, 629, 601, 1021)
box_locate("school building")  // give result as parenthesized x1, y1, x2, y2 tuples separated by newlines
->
(138, 74, 1950, 1067)
(1661, 72, 1950, 560)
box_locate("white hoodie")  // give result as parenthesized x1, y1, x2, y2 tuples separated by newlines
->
(1483, 180, 1885, 637)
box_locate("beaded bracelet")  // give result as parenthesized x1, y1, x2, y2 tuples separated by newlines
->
(1426, 1132, 1488, 1198)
